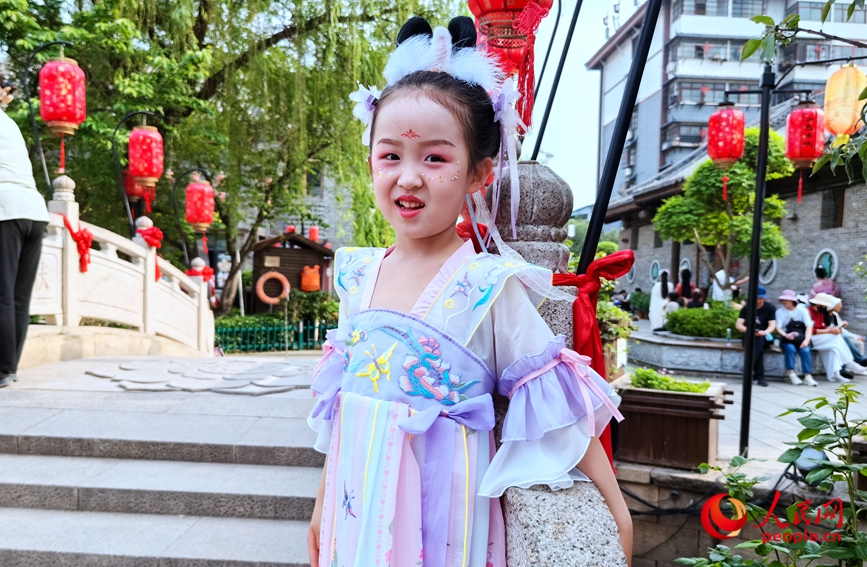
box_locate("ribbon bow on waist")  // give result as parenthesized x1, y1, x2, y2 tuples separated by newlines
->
(397, 393, 495, 435)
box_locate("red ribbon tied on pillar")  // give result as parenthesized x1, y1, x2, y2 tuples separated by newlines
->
(59, 214, 94, 273)
(137, 226, 164, 281)
(552, 249, 635, 470)
(185, 266, 214, 282)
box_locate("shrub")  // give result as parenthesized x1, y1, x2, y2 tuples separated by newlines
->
(665, 307, 741, 339)
(216, 289, 338, 327)
(631, 291, 651, 314)
(631, 367, 710, 393)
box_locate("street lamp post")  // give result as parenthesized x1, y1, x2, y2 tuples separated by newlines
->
(22, 40, 73, 195)
(111, 111, 154, 236)
(171, 168, 212, 268)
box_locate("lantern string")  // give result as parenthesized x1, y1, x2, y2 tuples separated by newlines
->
(722, 174, 729, 201)
(798, 169, 804, 204)
(59, 134, 65, 172)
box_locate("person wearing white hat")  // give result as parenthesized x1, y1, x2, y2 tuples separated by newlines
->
(775, 290, 815, 386)
(829, 299, 867, 367)
(808, 293, 863, 382)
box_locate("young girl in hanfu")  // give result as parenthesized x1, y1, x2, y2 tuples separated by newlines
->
(307, 16, 632, 567)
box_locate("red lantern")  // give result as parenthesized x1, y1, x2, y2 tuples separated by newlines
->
(786, 101, 825, 204)
(186, 180, 214, 253)
(707, 101, 745, 201)
(473, 0, 553, 129)
(39, 58, 86, 137)
(123, 167, 144, 203)
(128, 126, 164, 187)
(308, 225, 320, 242)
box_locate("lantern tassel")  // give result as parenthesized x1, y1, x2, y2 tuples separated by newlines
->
(144, 190, 152, 213)
(798, 169, 804, 204)
(517, 33, 536, 133)
(202, 235, 208, 255)
(59, 135, 65, 172)
(722, 174, 729, 201)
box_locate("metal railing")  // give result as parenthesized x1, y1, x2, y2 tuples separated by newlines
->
(215, 320, 338, 353)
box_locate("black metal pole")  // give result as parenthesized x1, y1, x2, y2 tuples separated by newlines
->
(534, 0, 562, 98)
(530, 0, 584, 161)
(171, 168, 211, 268)
(738, 63, 775, 458)
(22, 40, 73, 196)
(111, 110, 154, 237)
(577, 0, 663, 274)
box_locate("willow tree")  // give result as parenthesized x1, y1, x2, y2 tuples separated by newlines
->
(653, 127, 793, 290)
(2, 0, 457, 313)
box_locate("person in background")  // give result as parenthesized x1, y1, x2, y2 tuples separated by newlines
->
(613, 290, 628, 309)
(0, 76, 49, 388)
(775, 290, 815, 386)
(808, 293, 864, 382)
(686, 288, 709, 309)
(674, 268, 694, 299)
(810, 266, 840, 299)
(735, 285, 776, 387)
(829, 298, 867, 367)
(649, 271, 672, 331)
(661, 291, 681, 329)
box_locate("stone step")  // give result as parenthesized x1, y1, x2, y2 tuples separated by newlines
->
(0, 454, 319, 520)
(0, 507, 310, 566)
(0, 406, 324, 467)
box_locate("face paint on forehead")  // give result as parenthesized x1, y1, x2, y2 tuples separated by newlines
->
(401, 129, 420, 139)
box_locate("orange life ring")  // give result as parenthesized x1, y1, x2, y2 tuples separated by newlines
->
(256, 271, 290, 305)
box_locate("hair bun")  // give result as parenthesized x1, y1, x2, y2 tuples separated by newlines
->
(448, 16, 476, 49)
(397, 16, 433, 45)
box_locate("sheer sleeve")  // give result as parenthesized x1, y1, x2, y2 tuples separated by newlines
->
(475, 278, 623, 497)
(306, 307, 349, 454)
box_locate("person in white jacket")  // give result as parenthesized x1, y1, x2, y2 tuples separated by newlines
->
(0, 76, 50, 387)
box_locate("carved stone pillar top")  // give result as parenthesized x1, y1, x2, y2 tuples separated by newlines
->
(51, 173, 76, 202)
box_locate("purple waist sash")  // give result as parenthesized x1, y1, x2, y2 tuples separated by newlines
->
(398, 394, 495, 567)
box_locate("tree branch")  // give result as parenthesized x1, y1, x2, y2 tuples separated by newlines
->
(194, 0, 210, 50)
(789, 27, 867, 49)
(196, 10, 391, 101)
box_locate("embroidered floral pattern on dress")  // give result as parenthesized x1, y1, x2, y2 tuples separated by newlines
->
(473, 264, 506, 310)
(450, 272, 472, 297)
(336, 251, 368, 292)
(398, 333, 479, 405)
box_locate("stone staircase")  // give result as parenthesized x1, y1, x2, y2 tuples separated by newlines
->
(0, 387, 322, 566)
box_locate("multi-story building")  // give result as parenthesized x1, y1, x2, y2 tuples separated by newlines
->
(587, 0, 867, 332)
(587, 0, 867, 200)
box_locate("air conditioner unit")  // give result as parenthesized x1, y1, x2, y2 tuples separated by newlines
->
(624, 166, 635, 177)
(626, 129, 634, 141)
(666, 61, 677, 74)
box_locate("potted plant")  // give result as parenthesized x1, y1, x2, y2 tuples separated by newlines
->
(631, 291, 651, 320)
(613, 367, 731, 470)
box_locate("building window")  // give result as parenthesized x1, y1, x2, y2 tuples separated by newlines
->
(654, 230, 663, 248)
(624, 146, 637, 168)
(630, 107, 639, 131)
(786, 1, 825, 21)
(731, 0, 766, 18)
(669, 80, 759, 106)
(665, 123, 706, 147)
(730, 40, 763, 62)
(650, 261, 661, 283)
(673, 0, 729, 18)
(834, 2, 867, 22)
(630, 226, 640, 251)
(758, 258, 778, 284)
(814, 249, 839, 279)
(820, 188, 845, 229)
(727, 83, 761, 105)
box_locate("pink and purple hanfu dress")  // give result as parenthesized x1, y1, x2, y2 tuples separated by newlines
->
(308, 240, 623, 567)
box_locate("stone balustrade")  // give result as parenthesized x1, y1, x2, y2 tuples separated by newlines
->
(28, 173, 214, 356)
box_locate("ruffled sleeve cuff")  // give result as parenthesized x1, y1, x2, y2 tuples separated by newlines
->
(478, 336, 622, 497)
(306, 334, 345, 454)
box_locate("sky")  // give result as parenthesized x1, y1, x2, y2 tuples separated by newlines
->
(522, 0, 643, 210)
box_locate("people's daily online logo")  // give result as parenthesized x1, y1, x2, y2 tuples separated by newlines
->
(700, 492, 843, 543)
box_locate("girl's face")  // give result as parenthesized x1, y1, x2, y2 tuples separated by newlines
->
(370, 93, 489, 242)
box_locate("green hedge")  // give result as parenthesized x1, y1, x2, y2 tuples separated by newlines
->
(631, 367, 710, 393)
(631, 291, 651, 314)
(664, 307, 742, 339)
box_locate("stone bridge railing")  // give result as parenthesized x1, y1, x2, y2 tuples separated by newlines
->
(29, 174, 214, 356)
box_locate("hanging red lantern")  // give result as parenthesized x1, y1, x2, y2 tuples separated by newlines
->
(39, 58, 86, 137)
(786, 100, 825, 204)
(123, 167, 145, 210)
(308, 225, 320, 242)
(473, 0, 552, 129)
(707, 101, 745, 201)
(39, 57, 86, 171)
(186, 180, 214, 253)
(128, 126, 164, 188)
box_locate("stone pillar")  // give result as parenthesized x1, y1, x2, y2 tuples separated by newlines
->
(133, 216, 156, 335)
(487, 161, 628, 567)
(189, 257, 215, 355)
(48, 173, 81, 327)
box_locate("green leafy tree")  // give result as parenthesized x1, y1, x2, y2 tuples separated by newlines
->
(653, 128, 792, 290)
(1, 0, 454, 314)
